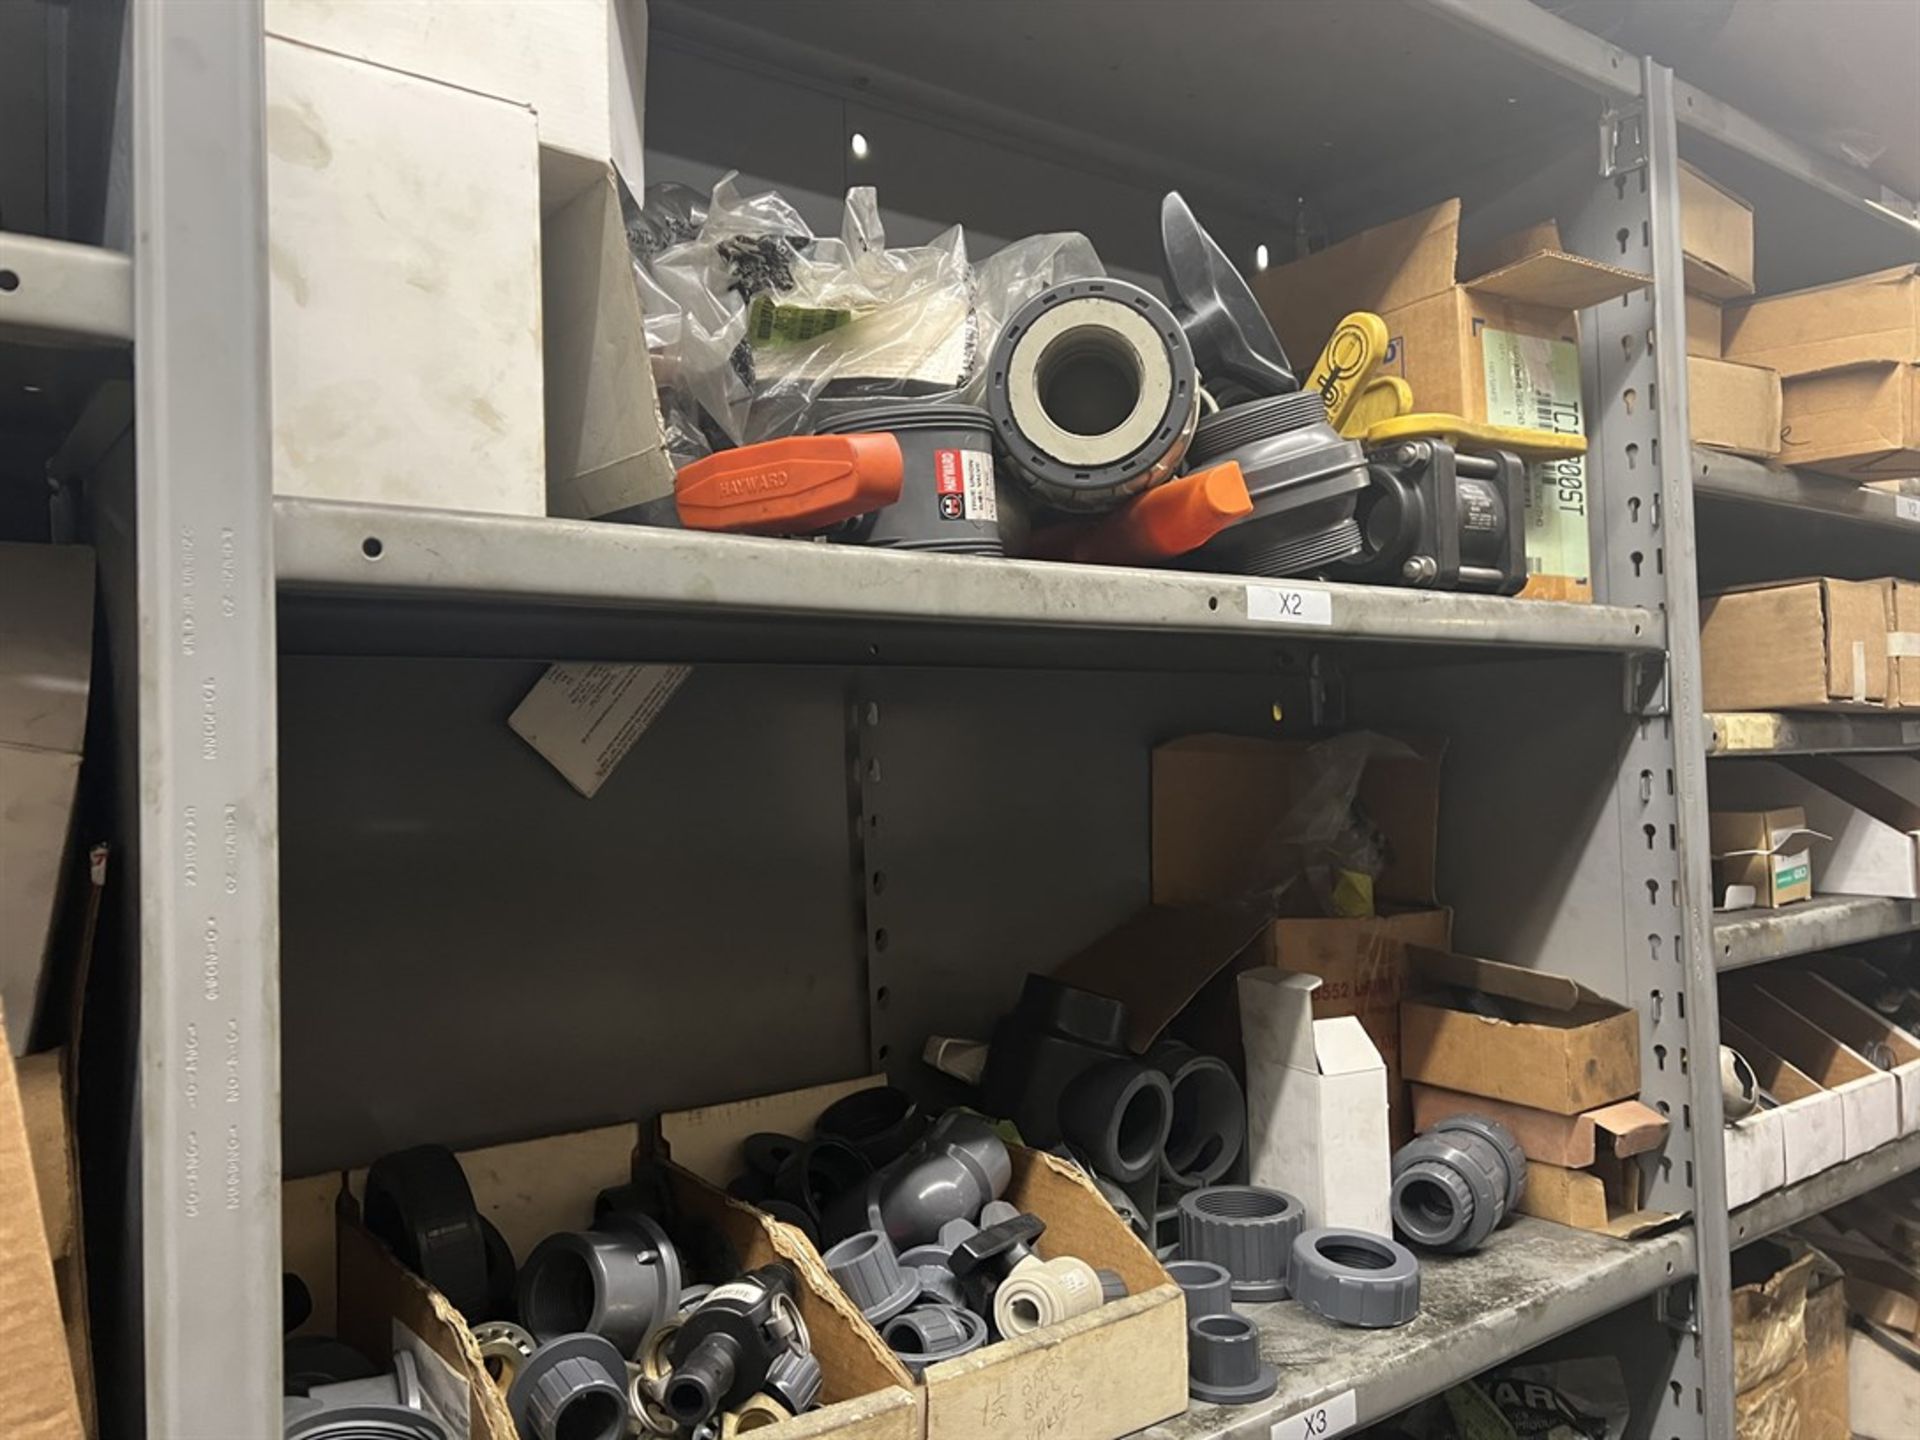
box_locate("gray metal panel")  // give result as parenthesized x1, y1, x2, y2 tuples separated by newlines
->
(277, 659, 867, 1175)
(1714, 896, 1920, 971)
(1694, 450, 1920, 590)
(132, 0, 282, 1431)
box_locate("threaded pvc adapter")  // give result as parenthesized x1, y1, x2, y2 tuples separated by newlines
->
(1177, 1185, 1303, 1302)
(1187, 1313, 1276, 1406)
(822, 1230, 920, 1325)
(1290, 1229, 1420, 1328)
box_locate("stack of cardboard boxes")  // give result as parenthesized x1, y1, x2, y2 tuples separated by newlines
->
(1683, 164, 1785, 461)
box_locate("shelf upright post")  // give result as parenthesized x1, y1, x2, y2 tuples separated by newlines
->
(132, 0, 283, 1431)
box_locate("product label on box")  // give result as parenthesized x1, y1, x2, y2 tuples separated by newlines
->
(1245, 583, 1334, 627)
(1896, 495, 1920, 523)
(1271, 1389, 1356, 1440)
(392, 1319, 469, 1432)
(1482, 329, 1590, 586)
(934, 447, 997, 521)
(508, 662, 691, 798)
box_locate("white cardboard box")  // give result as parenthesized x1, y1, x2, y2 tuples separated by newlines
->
(1725, 985, 1899, 1159)
(1723, 1020, 1844, 1202)
(1239, 969, 1391, 1234)
(1713, 756, 1920, 899)
(265, 0, 635, 208)
(266, 37, 547, 517)
(1764, 970, 1920, 1135)
(0, 545, 93, 1056)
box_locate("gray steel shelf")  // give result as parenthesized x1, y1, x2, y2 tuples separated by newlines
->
(1715, 895, 1920, 970)
(1731, 1132, 1920, 1248)
(1142, 1218, 1695, 1440)
(273, 498, 1663, 662)
(1694, 449, 1920, 532)
(0, 233, 133, 348)
(1708, 711, 1920, 757)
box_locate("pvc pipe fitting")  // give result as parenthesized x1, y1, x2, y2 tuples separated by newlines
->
(1097, 1268, 1129, 1303)
(1389, 1114, 1525, 1254)
(518, 1212, 683, 1353)
(822, 1230, 921, 1325)
(881, 1304, 989, 1374)
(1177, 1185, 1303, 1303)
(721, 1394, 793, 1435)
(362, 1145, 491, 1320)
(992, 1254, 1104, 1337)
(470, 1320, 536, 1392)
(1290, 1229, 1420, 1328)
(505, 1333, 630, 1440)
(831, 1111, 1012, 1249)
(1722, 1046, 1760, 1120)
(1165, 1259, 1233, 1320)
(1186, 1314, 1277, 1406)
(763, 1348, 823, 1415)
(283, 1351, 449, 1440)
(815, 1085, 928, 1167)
(1057, 1058, 1174, 1185)
(1148, 1040, 1246, 1189)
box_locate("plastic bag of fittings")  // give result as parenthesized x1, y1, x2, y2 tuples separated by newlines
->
(1238, 731, 1406, 919)
(632, 172, 1101, 450)
(1441, 1358, 1631, 1440)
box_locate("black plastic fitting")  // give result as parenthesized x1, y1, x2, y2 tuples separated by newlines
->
(978, 975, 1132, 1148)
(663, 1263, 799, 1428)
(947, 1212, 1046, 1319)
(815, 1085, 928, 1168)
(362, 1145, 491, 1320)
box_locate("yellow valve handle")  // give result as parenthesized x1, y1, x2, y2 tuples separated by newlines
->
(1365, 411, 1587, 461)
(1304, 311, 1390, 432)
(1341, 375, 1414, 437)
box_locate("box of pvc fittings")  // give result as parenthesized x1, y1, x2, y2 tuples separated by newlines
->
(1254, 200, 1649, 603)
(1689, 355, 1782, 458)
(1699, 578, 1895, 712)
(1680, 162, 1756, 301)
(0, 1021, 85, 1439)
(0, 543, 93, 1058)
(1686, 292, 1724, 358)
(1398, 947, 1641, 1117)
(1760, 969, 1920, 1135)
(1723, 265, 1920, 479)
(1715, 756, 1920, 899)
(285, 1122, 922, 1440)
(1721, 978, 1900, 1158)
(1710, 806, 1818, 908)
(659, 1076, 1187, 1440)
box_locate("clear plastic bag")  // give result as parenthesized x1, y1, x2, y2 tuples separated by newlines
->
(1237, 731, 1411, 918)
(631, 173, 1102, 454)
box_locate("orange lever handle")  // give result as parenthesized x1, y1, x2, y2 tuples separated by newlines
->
(675, 433, 904, 533)
(1028, 461, 1252, 565)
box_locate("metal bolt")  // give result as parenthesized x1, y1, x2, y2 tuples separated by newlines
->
(1401, 556, 1438, 583)
(1395, 443, 1420, 465)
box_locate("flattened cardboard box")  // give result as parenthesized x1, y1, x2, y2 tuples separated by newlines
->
(660, 1077, 1186, 1440)
(1699, 578, 1892, 712)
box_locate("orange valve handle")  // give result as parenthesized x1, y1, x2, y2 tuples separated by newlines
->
(674, 433, 904, 533)
(1027, 461, 1252, 566)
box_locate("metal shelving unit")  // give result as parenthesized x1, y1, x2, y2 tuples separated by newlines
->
(1715, 896, 1920, 971)
(1709, 711, 1920, 757)
(1694, 450, 1920, 532)
(1731, 1133, 1920, 1249)
(89, 1, 1915, 1436)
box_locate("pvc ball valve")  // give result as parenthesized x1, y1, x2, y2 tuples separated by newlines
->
(505, 1333, 629, 1440)
(1389, 1114, 1526, 1254)
(828, 1110, 1011, 1249)
(518, 1211, 683, 1353)
(947, 1212, 1046, 1318)
(1057, 1058, 1174, 1185)
(992, 1254, 1104, 1337)
(1177, 1185, 1304, 1303)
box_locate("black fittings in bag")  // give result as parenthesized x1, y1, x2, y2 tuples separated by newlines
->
(1160, 191, 1296, 404)
(663, 1263, 800, 1428)
(362, 1145, 492, 1320)
(1329, 440, 1527, 593)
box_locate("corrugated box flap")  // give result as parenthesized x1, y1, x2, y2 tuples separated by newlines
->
(1587, 1099, 1666, 1158)
(1405, 945, 1605, 1013)
(1466, 251, 1649, 312)
(1054, 901, 1272, 1055)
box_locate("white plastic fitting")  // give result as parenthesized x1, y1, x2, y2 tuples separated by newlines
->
(991, 1254, 1104, 1337)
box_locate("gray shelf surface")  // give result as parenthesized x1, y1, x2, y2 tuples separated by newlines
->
(1708, 711, 1920, 757)
(1693, 450, 1920, 532)
(1715, 895, 1920, 970)
(273, 498, 1662, 665)
(1141, 1218, 1694, 1440)
(1730, 1131, 1920, 1249)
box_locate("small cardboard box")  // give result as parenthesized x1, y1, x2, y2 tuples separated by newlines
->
(1686, 292, 1723, 358)
(1763, 970, 1920, 1134)
(1255, 201, 1647, 602)
(1680, 163, 1756, 300)
(1399, 948, 1640, 1116)
(287, 1122, 922, 1440)
(1516, 1151, 1669, 1238)
(1238, 970, 1390, 1234)
(1722, 982, 1899, 1157)
(1724, 265, 1920, 479)
(1700, 578, 1893, 711)
(0, 544, 93, 1058)
(1710, 807, 1817, 909)
(660, 1078, 1186, 1440)
(1409, 1085, 1664, 1169)
(1890, 579, 1920, 710)
(1689, 355, 1782, 458)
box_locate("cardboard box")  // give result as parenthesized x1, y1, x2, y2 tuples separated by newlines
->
(1515, 1151, 1668, 1238)
(661, 1078, 1186, 1440)
(1399, 948, 1640, 1115)
(265, 0, 626, 208)
(1700, 578, 1893, 711)
(1722, 1020, 1841, 1204)
(1680, 163, 1756, 300)
(1238, 970, 1390, 1234)
(266, 38, 547, 517)
(1724, 266, 1920, 479)
(1689, 355, 1781, 458)
(1722, 982, 1899, 1157)
(287, 1121, 922, 1440)
(0, 544, 93, 1058)
(0, 1023, 85, 1439)
(1255, 202, 1647, 602)
(1891, 579, 1920, 710)
(1710, 807, 1816, 909)
(1686, 292, 1723, 358)
(1409, 1085, 1664, 1169)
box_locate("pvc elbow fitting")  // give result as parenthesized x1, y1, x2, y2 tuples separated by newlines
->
(992, 1254, 1104, 1337)
(830, 1111, 1012, 1249)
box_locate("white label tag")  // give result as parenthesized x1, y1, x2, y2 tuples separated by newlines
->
(508, 662, 691, 798)
(962, 449, 997, 522)
(392, 1319, 470, 1432)
(1896, 495, 1920, 522)
(1245, 584, 1333, 627)
(1272, 1389, 1357, 1440)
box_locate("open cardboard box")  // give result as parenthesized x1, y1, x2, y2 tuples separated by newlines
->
(1409, 1085, 1665, 1171)
(1722, 981, 1899, 1158)
(1700, 578, 1894, 713)
(659, 1077, 1185, 1440)
(1721, 1020, 1842, 1206)
(1712, 755, 1920, 898)
(1763, 970, 1920, 1135)
(284, 1123, 920, 1440)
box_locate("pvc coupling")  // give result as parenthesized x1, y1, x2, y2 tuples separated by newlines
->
(993, 1254, 1104, 1337)
(1390, 1114, 1526, 1254)
(518, 1211, 683, 1354)
(822, 1230, 921, 1326)
(881, 1304, 990, 1374)
(1177, 1185, 1303, 1303)
(1187, 1313, 1277, 1407)
(1057, 1058, 1173, 1185)
(505, 1333, 630, 1440)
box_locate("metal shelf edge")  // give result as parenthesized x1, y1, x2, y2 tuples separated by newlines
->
(0, 234, 134, 348)
(1715, 895, 1920, 970)
(1731, 1132, 1920, 1248)
(1708, 711, 1920, 757)
(1694, 449, 1920, 533)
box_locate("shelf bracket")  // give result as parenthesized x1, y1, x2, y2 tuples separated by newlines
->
(1600, 105, 1648, 178)
(1655, 1280, 1699, 1336)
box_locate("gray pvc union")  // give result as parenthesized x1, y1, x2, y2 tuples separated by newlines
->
(1391, 1115, 1525, 1254)
(763, 1348, 823, 1415)
(1187, 1314, 1277, 1406)
(1290, 1229, 1420, 1328)
(506, 1333, 629, 1440)
(1165, 1259, 1233, 1319)
(881, 1304, 990, 1375)
(823, 1229, 921, 1325)
(517, 1212, 683, 1352)
(1177, 1185, 1303, 1302)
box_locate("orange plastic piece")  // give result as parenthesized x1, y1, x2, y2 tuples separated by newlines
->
(675, 433, 904, 533)
(1027, 461, 1253, 566)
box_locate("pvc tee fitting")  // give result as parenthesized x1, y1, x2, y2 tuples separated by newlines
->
(992, 1254, 1104, 1337)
